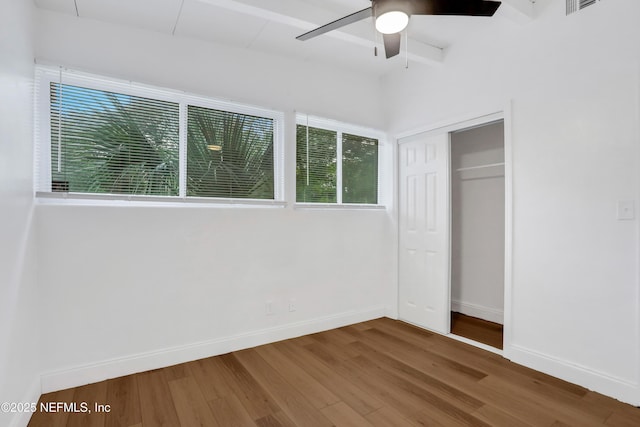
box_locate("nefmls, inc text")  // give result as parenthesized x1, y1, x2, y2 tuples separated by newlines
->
(39, 401, 111, 413)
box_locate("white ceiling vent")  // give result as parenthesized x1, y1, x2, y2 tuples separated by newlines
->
(567, 0, 597, 15)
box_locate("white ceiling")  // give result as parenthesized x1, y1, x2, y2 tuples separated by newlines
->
(33, 0, 538, 76)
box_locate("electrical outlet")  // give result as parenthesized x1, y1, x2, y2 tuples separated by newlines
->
(617, 200, 635, 220)
(266, 301, 274, 316)
(288, 298, 296, 312)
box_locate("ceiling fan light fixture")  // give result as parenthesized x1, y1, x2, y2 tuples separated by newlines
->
(375, 10, 409, 34)
(296, 0, 502, 60)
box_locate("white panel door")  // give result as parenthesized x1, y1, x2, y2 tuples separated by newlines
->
(398, 132, 450, 334)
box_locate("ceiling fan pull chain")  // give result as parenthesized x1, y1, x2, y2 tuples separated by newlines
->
(373, 17, 379, 57)
(405, 29, 409, 69)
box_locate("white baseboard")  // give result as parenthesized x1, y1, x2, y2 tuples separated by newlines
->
(451, 300, 504, 324)
(506, 344, 640, 407)
(40, 306, 385, 394)
(385, 305, 399, 320)
(9, 377, 41, 427)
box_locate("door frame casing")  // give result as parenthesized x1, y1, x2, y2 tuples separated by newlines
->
(395, 104, 514, 356)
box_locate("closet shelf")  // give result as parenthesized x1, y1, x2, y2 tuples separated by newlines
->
(456, 162, 505, 172)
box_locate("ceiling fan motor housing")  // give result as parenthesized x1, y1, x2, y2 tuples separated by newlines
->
(373, 0, 413, 19)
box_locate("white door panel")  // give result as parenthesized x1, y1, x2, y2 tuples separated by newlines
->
(398, 132, 450, 334)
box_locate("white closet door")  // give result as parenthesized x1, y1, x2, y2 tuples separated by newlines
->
(398, 132, 450, 334)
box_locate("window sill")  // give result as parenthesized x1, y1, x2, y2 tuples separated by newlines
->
(35, 192, 287, 209)
(294, 203, 386, 211)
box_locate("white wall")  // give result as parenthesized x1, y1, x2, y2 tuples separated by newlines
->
(384, 0, 640, 404)
(451, 122, 505, 324)
(33, 9, 395, 391)
(35, 9, 385, 129)
(0, 1, 40, 426)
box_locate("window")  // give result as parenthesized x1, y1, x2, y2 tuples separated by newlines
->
(296, 125, 337, 203)
(186, 106, 274, 199)
(49, 83, 180, 196)
(342, 132, 379, 204)
(35, 67, 283, 204)
(296, 115, 381, 205)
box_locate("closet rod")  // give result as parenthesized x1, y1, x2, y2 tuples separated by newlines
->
(456, 162, 505, 172)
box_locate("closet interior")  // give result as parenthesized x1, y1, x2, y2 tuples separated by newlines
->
(449, 120, 505, 349)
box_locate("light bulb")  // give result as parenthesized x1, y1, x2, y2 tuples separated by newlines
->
(375, 11, 409, 34)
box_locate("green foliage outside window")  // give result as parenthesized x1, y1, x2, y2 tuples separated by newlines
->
(296, 125, 337, 203)
(296, 124, 378, 204)
(48, 82, 376, 204)
(187, 106, 274, 199)
(50, 83, 179, 196)
(49, 83, 275, 200)
(342, 133, 378, 204)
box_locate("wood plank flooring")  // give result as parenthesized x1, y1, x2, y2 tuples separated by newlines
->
(450, 312, 504, 350)
(28, 318, 639, 426)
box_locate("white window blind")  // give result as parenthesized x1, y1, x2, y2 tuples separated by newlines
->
(296, 124, 337, 203)
(35, 67, 283, 204)
(49, 82, 180, 196)
(187, 106, 274, 199)
(295, 115, 381, 205)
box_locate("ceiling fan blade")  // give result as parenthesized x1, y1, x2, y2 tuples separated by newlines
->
(410, 0, 501, 17)
(383, 33, 401, 58)
(296, 7, 373, 41)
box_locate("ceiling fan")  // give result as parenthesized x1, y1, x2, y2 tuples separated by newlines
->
(296, 0, 502, 59)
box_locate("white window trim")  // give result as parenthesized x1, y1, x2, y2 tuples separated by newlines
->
(35, 191, 287, 209)
(294, 203, 385, 211)
(294, 113, 386, 208)
(34, 66, 285, 206)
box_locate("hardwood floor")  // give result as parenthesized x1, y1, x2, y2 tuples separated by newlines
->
(29, 318, 639, 426)
(450, 312, 504, 350)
